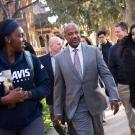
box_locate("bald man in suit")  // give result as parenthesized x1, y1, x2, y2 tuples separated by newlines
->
(40, 36, 65, 135)
(53, 23, 120, 135)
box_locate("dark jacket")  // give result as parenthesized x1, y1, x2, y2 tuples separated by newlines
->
(24, 42, 36, 55)
(123, 47, 135, 107)
(40, 53, 54, 105)
(0, 50, 50, 129)
(99, 40, 112, 66)
(108, 43, 128, 85)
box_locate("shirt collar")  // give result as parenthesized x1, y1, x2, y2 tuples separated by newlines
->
(50, 53, 55, 57)
(100, 40, 108, 46)
(68, 43, 82, 53)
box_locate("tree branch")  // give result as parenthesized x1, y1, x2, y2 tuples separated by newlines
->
(12, 0, 39, 18)
(15, 0, 20, 11)
(6, 0, 15, 5)
(0, 0, 10, 18)
(110, 0, 125, 16)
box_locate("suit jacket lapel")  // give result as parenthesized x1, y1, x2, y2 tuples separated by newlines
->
(82, 45, 88, 78)
(64, 47, 82, 80)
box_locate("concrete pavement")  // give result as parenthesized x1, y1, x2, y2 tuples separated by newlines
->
(48, 106, 130, 135)
(104, 106, 130, 135)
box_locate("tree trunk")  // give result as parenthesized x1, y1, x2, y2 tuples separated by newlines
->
(125, 0, 135, 25)
(130, 0, 135, 24)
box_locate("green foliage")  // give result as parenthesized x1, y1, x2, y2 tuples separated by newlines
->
(46, 0, 92, 31)
(33, 13, 55, 28)
(46, 0, 123, 33)
(42, 99, 52, 134)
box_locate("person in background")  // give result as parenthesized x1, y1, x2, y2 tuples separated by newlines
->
(120, 24, 135, 135)
(97, 30, 112, 123)
(53, 23, 119, 135)
(39, 36, 64, 135)
(97, 30, 112, 66)
(80, 35, 92, 45)
(55, 33, 65, 45)
(24, 41, 36, 55)
(0, 19, 50, 135)
(108, 22, 135, 135)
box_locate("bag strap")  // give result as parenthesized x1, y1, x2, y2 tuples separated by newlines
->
(24, 50, 34, 78)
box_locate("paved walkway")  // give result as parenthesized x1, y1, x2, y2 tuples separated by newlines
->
(104, 106, 130, 135)
(48, 106, 130, 135)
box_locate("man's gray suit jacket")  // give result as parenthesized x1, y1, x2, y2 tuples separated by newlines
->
(54, 44, 119, 120)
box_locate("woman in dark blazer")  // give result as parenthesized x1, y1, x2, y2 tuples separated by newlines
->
(120, 24, 135, 135)
(121, 24, 135, 108)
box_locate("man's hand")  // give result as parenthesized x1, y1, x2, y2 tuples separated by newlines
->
(54, 114, 63, 123)
(110, 100, 119, 115)
(54, 114, 66, 134)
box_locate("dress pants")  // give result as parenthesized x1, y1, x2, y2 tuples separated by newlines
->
(118, 84, 135, 128)
(71, 96, 104, 135)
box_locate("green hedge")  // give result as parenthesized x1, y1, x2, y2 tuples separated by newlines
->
(42, 99, 52, 134)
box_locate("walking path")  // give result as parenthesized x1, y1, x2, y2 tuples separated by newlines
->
(48, 105, 130, 135)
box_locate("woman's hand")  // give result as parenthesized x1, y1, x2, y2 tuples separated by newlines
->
(1, 87, 27, 105)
